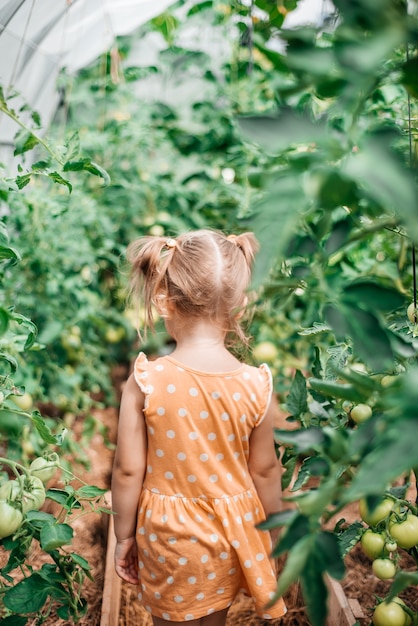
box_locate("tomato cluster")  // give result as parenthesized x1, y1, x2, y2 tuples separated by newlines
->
(358, 495, 418, 625)
(0, 454, 58, 539)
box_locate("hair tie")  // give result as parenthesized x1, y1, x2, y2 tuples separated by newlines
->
(164, 238, 177, 249)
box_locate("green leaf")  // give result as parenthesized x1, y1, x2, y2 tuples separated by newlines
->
(308, 378, 364, 402)
(286, 370, 308, 417)
(0, 245, 20, 263)
(63, 131, 81, 161)
(315, 531, 345, 580)
(3, 573, 49, 613)
(292, 457, 329, 491)
(335, 521, 363, 557)
(63, 158, 110, 185)
(75, 485, 107, 499)
(275, 426, 325, 453)
(40, 522, 73, 551)
(48, 172, 72, 193)
(13, 129, 40, 156)
(273, 513, 312, 556)
(30, 413, 64, 445)
(257, 509, 297, 532)
(0, 617, 28, 625)
(387, 571, 418, 601)
(271, 534, 316, 601)
(301, 555, 328, 626)
(0, 352, 18, 372)
(299, 323, 331, 336)
(15, 174, 32, 189)
(238, 109, 328, 154)
(343, 418, 418, 502)
(342, 280, 405, 313)
(0, 307, 9, 335)
(246, 173, 308, 287)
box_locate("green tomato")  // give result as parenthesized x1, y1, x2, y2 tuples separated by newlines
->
(252, 341, 279, 363)
(0, 476, 46, 513)
(407, 302, 417, 324)
(0, 499, 23, 539)
(373, 598, 411, 626)
(389, 514, 418, 549)
(385, 541, 398, 553)
(361, 529, 385, 559)
(30, 454, 59, 483)
(372, 558, 396, 580)
(359, 497, 396, 527)
(350, 403, 372, 424)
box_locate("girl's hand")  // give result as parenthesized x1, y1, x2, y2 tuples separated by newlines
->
(114, 536, 139, 585)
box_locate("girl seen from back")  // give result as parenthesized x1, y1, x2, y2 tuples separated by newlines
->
(111, 229, 287, 626)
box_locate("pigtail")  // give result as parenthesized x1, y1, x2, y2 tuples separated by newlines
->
(126, 236, 175, 333)
(228, 232, 259, 267)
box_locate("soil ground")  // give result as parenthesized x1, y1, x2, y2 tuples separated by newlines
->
(1, 366, 417, 625)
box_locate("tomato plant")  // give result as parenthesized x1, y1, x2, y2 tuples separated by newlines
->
(350, 403, 372, 424)
(29, 453, 59, 483)
(0, 500, 23, 539)
(373, 598, 411, 626)
(372, 558, 397, 580)
(360, 529, 385, 559)
(359, 497, 397, 528)
(389, 514, 418, 549)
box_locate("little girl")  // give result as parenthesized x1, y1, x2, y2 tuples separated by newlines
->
(112, 229, 287, 626)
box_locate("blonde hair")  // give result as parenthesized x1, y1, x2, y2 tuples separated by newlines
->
(126, 229, 259, 343)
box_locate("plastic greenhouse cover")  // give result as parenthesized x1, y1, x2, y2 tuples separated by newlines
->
(0, 0, 176, 164)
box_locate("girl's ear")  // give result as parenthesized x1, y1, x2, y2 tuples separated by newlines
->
(235, 296, 248, 320)
(154, 294, 175, 319)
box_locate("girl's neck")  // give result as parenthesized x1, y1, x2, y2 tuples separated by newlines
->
(167, 318, 241, 371)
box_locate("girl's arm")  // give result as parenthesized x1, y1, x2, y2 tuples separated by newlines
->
(248, 397, 283, 525)
(111, 373, 147, 583)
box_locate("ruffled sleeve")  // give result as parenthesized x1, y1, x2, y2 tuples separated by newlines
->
(254, 363, 273, 427)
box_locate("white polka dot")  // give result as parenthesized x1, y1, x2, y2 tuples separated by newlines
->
(189, 387, 198, 397)
(233, 392, 241, 401)
(263, 614, 273, 619)
(179, 514, 186, 524)
(243, 371, 250, 380)
(188, 475, 197, 482)
(234, 452, 240, 458)
(158, 555, 166, 563)
(162, 614, 170, 620)
(167, 576, 174, 584)
(138, 527, 145, 535)
(146, 510, 152, 518)
(207, 572, 216, 580)
(209, 474, 218, 483)
(185, 615, 195, 621)
(177, 452, 186, 460)
(189, 431, 198, 440)
(138, 592, 143, 600)
(156, 449, 164, 457)
(157, 407, 165, 415)
(167, 384, 176, 393)
(228, 568, 236, 575)
(226, 473, 233, 481)
(201, 554, 209, 563)
(200, 453, 209, 462)
(244, 512, 253, 521)
(221, 412, 230, 421)
(211, 391, 221, 399)
(149, 533, 157, 542)
(190, 536, 198, 543)
(228, 434, 236, 441)
(150, 572, 156, 580)
(208, 433, 216, 440)
(148, 426, 155, 435)
(236, 516, 242, 524)
(143, 549, 149, 557)
(147, 385, 154, 394)
(196, 592, 205, 600)
(147, 465, 153, 473)
(165, 471, 174, 480)
(155, 364, 164, 371)
(210, 533, 218, 542)
(256, 577, 263, 586)
(188, 576, 197, 584)
(200, 411, 209, 419)
(179, 557, 188, 565)
(174, 595, 183, 603)
(232, 540, 240, 548)
(155, 591, 161, 599)
(167, 430, 175, 439)
(216, 453, 224, 461)
(222, 518, 229, 527)
(178, 408, 187, 417)
(217, 588, 225, 594)
(242, 435, 249, 442)
(138, 560, 144, 569)
(145, 604, 151, 612)
(195, 514, 203, 523)
(240, 414, 247, 423)
(251, 393, 257, 402)
(220, 552, 228, 560)
(244, 559, 252, 568)
(256, 553, 265, 561)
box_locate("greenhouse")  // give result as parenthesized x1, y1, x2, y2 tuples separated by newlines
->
(1, 1, 418, 625)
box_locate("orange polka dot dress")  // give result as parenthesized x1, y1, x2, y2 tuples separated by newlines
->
(133, 352, 287, 622)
